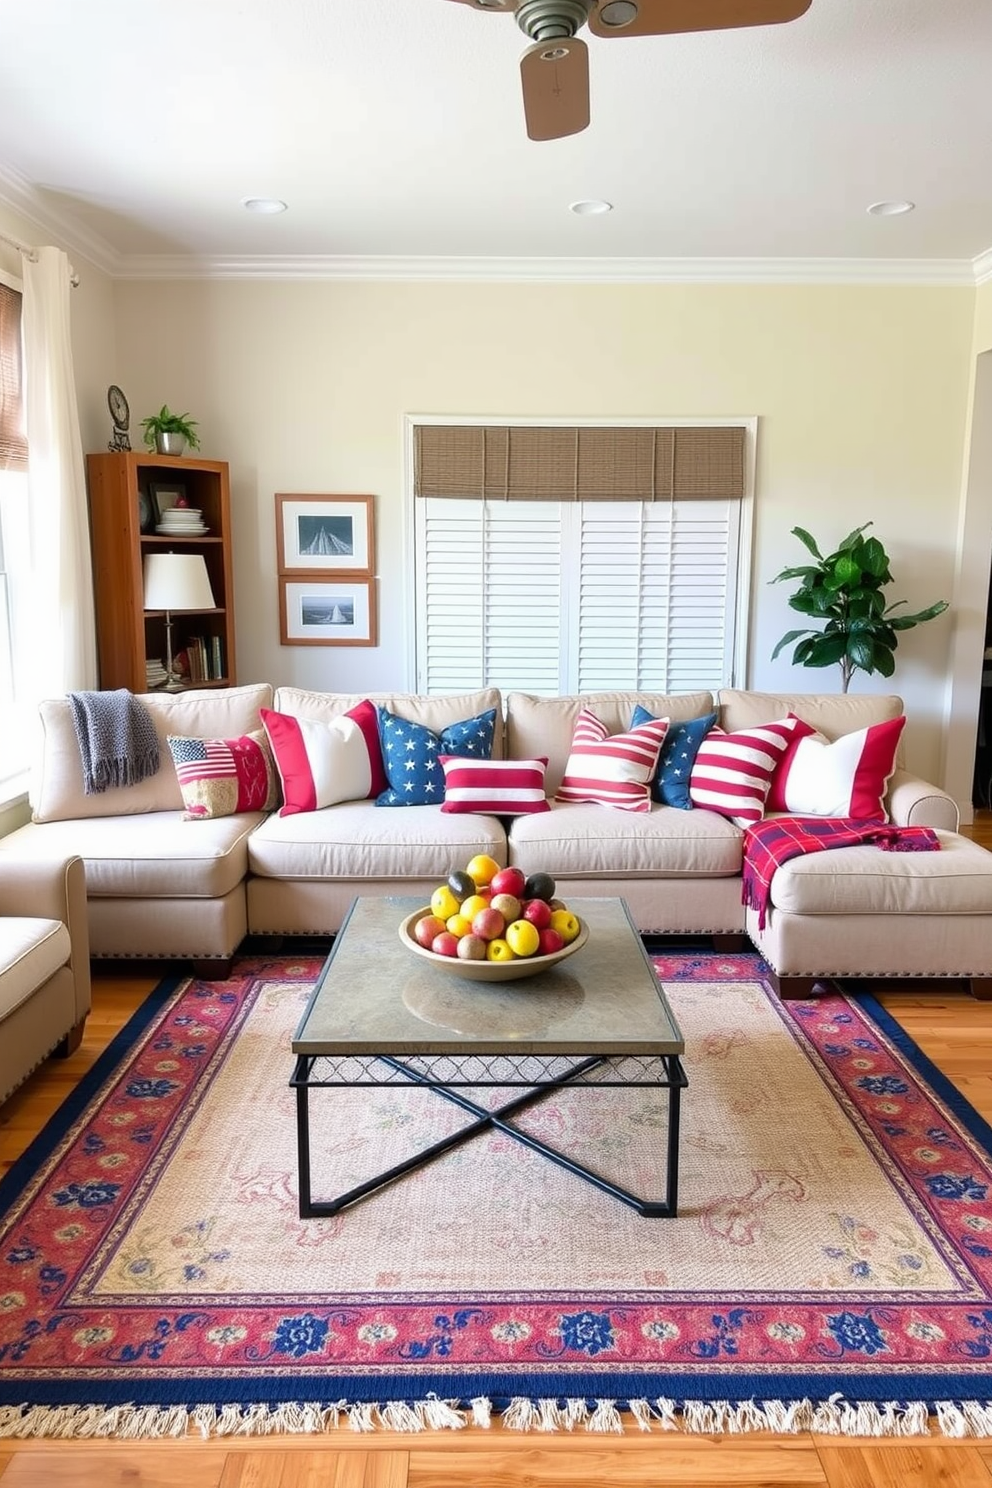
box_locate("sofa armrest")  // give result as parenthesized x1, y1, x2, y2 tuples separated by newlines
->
(885, 769, 960, 831)
(0, 852, 91, 1024)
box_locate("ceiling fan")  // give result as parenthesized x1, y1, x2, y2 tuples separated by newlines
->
(444, 0, 812, 141)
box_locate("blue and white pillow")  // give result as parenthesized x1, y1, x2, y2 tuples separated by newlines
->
(376, 707, 496, 806)
(631, 706, 717, 810)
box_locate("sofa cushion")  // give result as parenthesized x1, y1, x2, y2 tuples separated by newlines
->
(439, 755, 550, 815)
(376, 707, 496, 807)
(273, 688, 505, 760)
(718, 688, 905, 743)
(505, 691, 715, 796)
(247, 801, 507, 881)
(690, 718, 814, 826)
(261, 701, 387, 814)
(766, 715, 906, 822)
(767, 831, 992, 916)
(508, 800, 743, 879)
(631, 707, 718, 808)
(167, 729, 280, 820)
(0, 919, 71, 1021)
(7, 814, 260, 899)
(556, 709, 669, 813)
(32, 684, 274, 823)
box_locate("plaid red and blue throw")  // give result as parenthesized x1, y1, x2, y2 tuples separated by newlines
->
(741, 816, 941, 930)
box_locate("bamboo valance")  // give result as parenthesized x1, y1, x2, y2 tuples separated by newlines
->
(414, 424, 746, 501)
(0, 283, 27, 472)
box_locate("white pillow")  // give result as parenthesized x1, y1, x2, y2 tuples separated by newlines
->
(768, 716, 906, 821)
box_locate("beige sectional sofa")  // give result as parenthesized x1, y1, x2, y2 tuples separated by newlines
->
(4, 679, 991, 998)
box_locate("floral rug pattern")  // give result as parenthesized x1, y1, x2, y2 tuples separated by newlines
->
(1, 949, 992, 1414)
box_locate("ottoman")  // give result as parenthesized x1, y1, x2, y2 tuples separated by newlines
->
(744, 830, 992, 1000)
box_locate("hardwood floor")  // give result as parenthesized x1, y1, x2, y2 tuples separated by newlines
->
(3, 816, 992, 1485)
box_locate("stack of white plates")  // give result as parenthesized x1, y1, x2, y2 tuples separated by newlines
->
(156, 506, 208, 535)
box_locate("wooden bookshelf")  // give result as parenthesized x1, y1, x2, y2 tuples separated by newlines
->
(85, 451, 237, 692)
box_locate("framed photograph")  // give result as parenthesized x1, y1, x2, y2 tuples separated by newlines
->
(279, 576, 377, 647)
(148, 481, 188, 522)
(275, 494, 374, 575)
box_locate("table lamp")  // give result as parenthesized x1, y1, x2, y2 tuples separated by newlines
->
(143, 552, 216, 692)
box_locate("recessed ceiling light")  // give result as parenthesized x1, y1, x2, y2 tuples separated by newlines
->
(241, 197, 288, 214)
(867, 200, 915, 217)
(569, 199, 613, 216)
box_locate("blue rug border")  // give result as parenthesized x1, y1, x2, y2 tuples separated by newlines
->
(2, 955, 992, 1416)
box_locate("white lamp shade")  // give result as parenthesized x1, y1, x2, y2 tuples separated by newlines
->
(143, 552, 216, 612)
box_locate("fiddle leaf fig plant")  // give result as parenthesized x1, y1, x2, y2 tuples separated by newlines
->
(770, 523, 948, 693)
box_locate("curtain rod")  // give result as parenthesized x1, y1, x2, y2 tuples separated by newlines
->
(0, 229, 80, 288)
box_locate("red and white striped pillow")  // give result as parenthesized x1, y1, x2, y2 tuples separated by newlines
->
(555, 709, 670, 814)
(689, 717, 814, 826)
(439, 755, 550, 815)
(765, 714, 906, 821)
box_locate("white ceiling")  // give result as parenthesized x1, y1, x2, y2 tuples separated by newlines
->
(2, 0, 992, 282)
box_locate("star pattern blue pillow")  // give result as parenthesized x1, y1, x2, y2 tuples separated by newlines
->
(631, 706, 718, 809)
(375, 707, 496, 806)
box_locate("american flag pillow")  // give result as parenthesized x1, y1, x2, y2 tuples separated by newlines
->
(555, 709, 670, 814)
(166, 729, 279, 820)
(439, 755, 550, 815)
(689, 716, 814, 826)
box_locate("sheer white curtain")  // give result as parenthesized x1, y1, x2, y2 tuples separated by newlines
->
(19, 246, 97, 703)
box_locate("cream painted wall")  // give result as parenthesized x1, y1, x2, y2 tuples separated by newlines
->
(113, 278, 974, 787)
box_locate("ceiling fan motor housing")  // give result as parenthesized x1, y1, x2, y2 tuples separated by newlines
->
(515, 0, 593, 41)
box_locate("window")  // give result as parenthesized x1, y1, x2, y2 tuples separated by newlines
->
(411, 421, 753, 696)
(0, 273, 29, 787)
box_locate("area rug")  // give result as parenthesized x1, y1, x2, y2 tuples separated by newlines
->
(2, 947, 992, 1439)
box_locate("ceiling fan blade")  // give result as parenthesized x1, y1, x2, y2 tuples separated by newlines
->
(443, 0, 516, 8)
(520, 36, 590, 141)
(589, 0, 811, 39)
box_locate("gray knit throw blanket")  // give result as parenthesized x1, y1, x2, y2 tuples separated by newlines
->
(68, 689, 161, 795)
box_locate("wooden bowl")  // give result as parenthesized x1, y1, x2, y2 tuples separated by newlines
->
(398, 906, 588, 983)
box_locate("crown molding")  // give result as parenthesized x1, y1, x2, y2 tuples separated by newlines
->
(0, 163, 122, 278)
(114, 251, 980, 286)
(975, 248, 992, 286)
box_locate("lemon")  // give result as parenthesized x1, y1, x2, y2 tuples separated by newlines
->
(431, 885, 461, 921)
(466, 853, 501, 887)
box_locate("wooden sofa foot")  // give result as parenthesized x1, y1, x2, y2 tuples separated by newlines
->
(53, 1017, 87, 1058)
(766, 972, 833, 1001)
(192, 957, 234, 980)
(712, 934, 747, 952)
(970, 978, 992, 1001)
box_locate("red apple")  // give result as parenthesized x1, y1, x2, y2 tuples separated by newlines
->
(490, 866, 526, 899)
(472, 906, 506, 941)
(414, 914, 447, 948)
(522, 898, 553, 931)
(538, 927, 565, 956)
(431, 931, 460, 957)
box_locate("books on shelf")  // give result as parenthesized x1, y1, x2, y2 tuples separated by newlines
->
(145, 658, 168, 689)
(175, 635, 225, 683)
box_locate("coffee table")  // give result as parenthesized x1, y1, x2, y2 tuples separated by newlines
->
(290, 895, 686, 1219)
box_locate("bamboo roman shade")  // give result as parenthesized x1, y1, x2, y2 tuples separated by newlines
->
(0, 282, 27, 472)
(414, 424, 745, 501)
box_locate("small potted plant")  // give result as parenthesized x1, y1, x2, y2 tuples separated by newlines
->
(140, 404, 201, 457)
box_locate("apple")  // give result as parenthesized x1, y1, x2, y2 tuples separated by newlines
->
(549, 908, 581, 944)
(549, 898, 568, 912)
(524, 871, 556, 902)
(472, 906, 506, 941)
(457, 934, 488, 961)
(414, 914, 447, 948)
(486, 938, 515, 963)
(490, 866, 526, 899)
(490, 892, 522, 924)
(505, 919, 540, 957)
(431, 931, 460, 957)
(538, 927, 565, 956)
(522, 898, 552, 931)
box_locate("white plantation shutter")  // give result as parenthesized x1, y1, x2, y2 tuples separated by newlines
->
(413, 421, 750, 696)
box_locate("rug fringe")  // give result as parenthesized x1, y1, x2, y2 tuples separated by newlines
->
(0, 1396, 990, 1439)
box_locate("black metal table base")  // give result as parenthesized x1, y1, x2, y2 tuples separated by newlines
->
(292, 1052, 686, 1219)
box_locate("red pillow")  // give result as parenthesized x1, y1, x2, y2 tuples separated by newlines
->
(766, 715, 906, 821)
(260, 698, 388, 816)
(439, 755, 550, 815)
